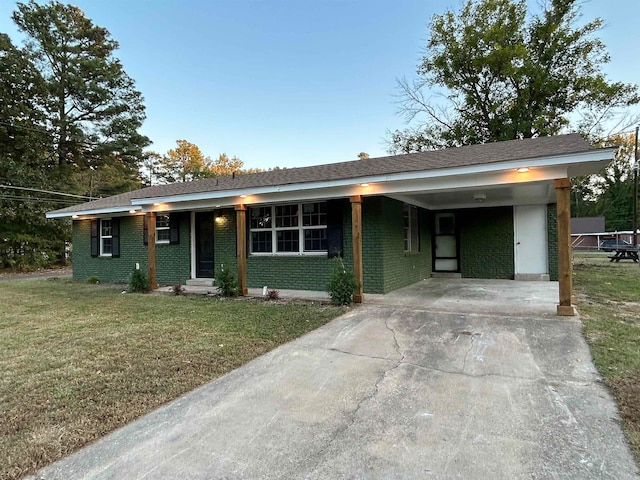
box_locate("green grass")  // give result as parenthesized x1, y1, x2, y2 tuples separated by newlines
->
(573, 253, 640, 461)
(0, 279, 346, 480)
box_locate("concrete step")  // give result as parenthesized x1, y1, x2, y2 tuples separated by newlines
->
(185, 279, 214, 287)
(430, 272, 462, 279)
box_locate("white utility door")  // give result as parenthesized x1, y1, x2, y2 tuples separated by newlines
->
(514, 205, 548, 275)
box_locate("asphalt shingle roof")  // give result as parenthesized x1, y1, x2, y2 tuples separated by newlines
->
(49, 134, 596, 215)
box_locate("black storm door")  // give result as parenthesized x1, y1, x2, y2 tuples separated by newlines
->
(195, 212, 214, 278)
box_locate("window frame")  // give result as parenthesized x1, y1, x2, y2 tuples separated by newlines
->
(156, 214, 171, 244)
(249, 202, 328, 256)
(100, 218, 113, 257)
(403, 204, 420, 253)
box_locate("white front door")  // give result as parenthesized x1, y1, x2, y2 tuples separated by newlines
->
(514, 205, 548, 277)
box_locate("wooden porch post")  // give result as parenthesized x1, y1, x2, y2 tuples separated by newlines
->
(235, 204, 248, 296)
(555, 178, 575, 316)
(147, 212, 158, 290)
(350, 195, 364, 303)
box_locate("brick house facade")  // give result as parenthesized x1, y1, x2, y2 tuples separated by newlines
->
(49, 134, 615, 314)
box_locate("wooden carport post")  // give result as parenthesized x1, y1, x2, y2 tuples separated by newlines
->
(554, 178, 576, 316)
(147, 212, 158, 290)
(235, 204, 249, 296)
(350, 195, 364, 303)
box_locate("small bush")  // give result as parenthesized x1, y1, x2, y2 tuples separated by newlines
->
(216, 266, 237, 297)
(86, 276, 100, 284)
(266, 289, 280, 301)
(171, 284, 185, 296)
(328, 258, 357, 305)
(129, 269, 150, 293)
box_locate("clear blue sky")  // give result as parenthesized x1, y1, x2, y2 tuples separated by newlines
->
(1, 0, 638, 170)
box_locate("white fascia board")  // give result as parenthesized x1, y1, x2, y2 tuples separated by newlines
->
(141, 186, 361, 213)
(131, 149, 612, 207)
(46, 205, 142, 219)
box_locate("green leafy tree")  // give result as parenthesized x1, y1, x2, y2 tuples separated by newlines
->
(1, 1, 151, 269)
(157, 140, 254, 183)
(390, 0, 639, 152)
(159, 140, 212, 183)
(140, 151, 164, 187)
(210, 153, 244, 177)
(0, 33, 71, 269)
(13, 0, 150, 193)
(572, 133, 637, 231)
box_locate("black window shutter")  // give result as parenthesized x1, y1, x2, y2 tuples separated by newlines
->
(112, 218, 120, 258)
(90, 219, 99, 257)
(326, 199, 344, 258)
(169, 214, 180, 244)
(143, 215, 148, 245)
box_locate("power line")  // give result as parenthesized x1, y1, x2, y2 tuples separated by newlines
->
(0, 184, 92, 199)
(0, 120, 52, 135)
(0, 194, 81, 205)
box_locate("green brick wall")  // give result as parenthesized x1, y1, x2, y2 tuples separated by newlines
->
(361, 197, 385, 293)
(72, 199, 556, 292)
(244, 201, 353, 292)
(72, 215, 191, 286)
(457, 206, 515, 279)
(547, 204, 558, 281)
(156, 213, 191, 285)
(240, 197, 430, 294)
(213, 208, 238, 278)
(367, 197, 431, 294)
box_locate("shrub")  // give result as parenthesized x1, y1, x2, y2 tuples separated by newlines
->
(86, 276, 100, 284)
(172, 284, 185, 296)
(129, 269, 150, 293)
(328, 257, 357, 305)
(216, 266, 237, 297)
(266, 289, 280, 301)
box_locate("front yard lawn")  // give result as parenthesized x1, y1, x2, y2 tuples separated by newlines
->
(573, 253, 640, 463)
(0, 279, 346, 480)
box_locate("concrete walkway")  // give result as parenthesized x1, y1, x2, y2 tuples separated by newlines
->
(30, 280, 638, 479)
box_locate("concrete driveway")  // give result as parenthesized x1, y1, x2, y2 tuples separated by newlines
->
(31, 279, 638, 479)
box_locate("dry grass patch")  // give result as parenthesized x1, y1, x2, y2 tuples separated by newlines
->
(573, 252, 640, 464)
(0, 279, 346, 480)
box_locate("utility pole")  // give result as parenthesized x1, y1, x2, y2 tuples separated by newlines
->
(634, 126, 639, 251)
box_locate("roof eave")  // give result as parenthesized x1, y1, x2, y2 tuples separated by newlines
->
(46, 205, 142, 219)
(131, 149, 614, 207)
(47, 147, 615, 218)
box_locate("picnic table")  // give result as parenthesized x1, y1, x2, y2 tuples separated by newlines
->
(608, 247, 639, 263)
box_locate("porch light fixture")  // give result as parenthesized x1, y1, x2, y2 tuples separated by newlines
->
(215, 215, 225, 224)
(240, 194, 248, 198)
(473, 193, 486, 203)
(517, 167, 530, 173)
(71, 214, 79, 219)
(153, 202, 162, 206)
(129, 210, 136, 214)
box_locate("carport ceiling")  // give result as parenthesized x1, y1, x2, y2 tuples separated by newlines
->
(395, 181, 554, 210)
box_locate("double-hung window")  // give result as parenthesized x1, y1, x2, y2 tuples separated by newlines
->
(100, 219, 113, 256)
(250, 202, 327, 254)
(156, 214, 171, 243)
(403, 204, 420, 253)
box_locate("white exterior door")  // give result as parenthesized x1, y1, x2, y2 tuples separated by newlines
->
(514, 205, 548, 277)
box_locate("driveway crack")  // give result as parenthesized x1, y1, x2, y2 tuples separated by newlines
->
(461, 332, 480, 373)
(310, 316, 405, 473)
(325, 347, 395, 363)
